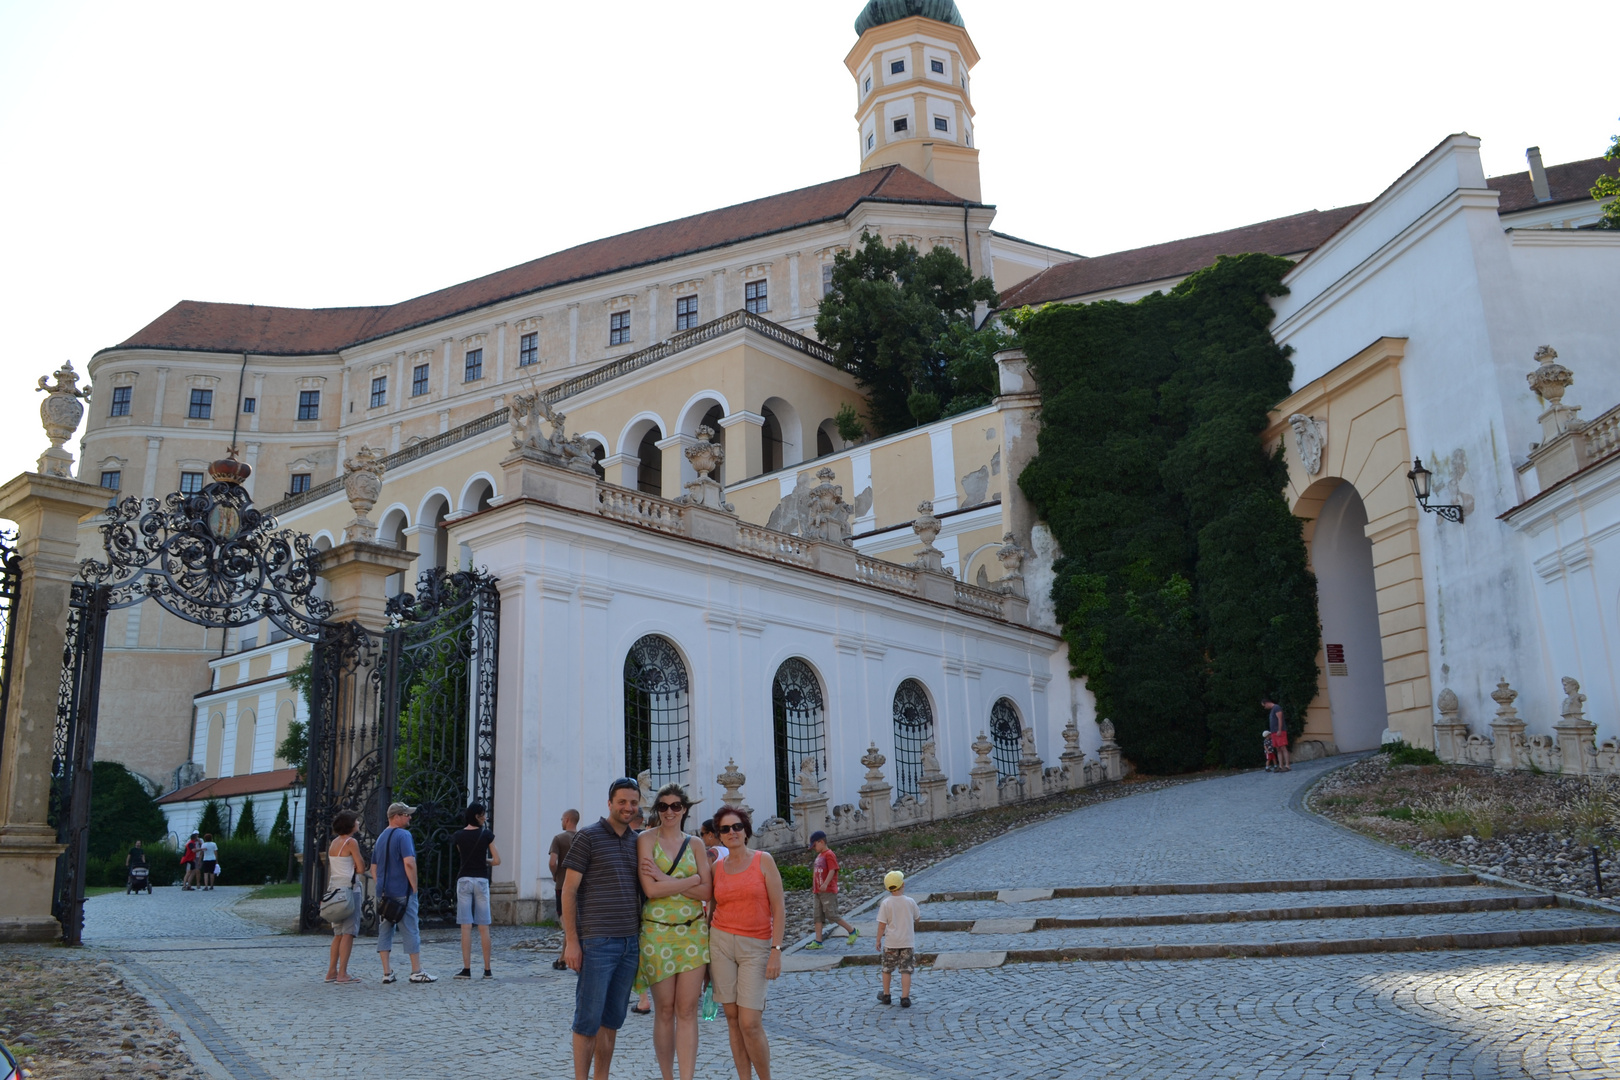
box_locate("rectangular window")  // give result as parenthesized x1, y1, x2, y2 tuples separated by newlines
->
(100, 470, 121, 491)
(188, 388, 212, 420)
(289, 473, 311, 495)
(109, 386, 132, 417)
(821, 264, 835, 297)
(934, 116, 949, 132)
(866, 132, 875, 151)
(464, 348, 483, 381)
(675, 295, 699, 331)
(931, 58, 945, 74)
(745, 280, 768, 315)
(412, 363, 430, 396)
(297, 390, 320, 421)
(519, 332, 538, 366)
(892, 117, 908, 133)
(864, 75, 872, 94)
(241, 397, 256, 413)
(890, 59, 905, 74)
(179, 471, 205, 495)
(370, 375, 387, 408)
(610, 311, 631, 346)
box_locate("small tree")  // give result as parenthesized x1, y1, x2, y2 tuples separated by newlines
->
(834, 402, 866, 445)
(233, 796, 259, 840)
(277, 720, 308, 780)
(269, 792, 294, 847)
(196, 798, 224, 838)
(1593, 121, 1620, 230)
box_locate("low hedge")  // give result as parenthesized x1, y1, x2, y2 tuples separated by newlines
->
(85, 839, 296, 888)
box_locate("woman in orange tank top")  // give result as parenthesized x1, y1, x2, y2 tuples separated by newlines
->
(707, 806, 785, 1080)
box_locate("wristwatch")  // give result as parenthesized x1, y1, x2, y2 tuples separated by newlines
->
(769, 945, 783, 952)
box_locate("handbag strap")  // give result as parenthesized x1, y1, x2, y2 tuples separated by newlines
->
(670, 835, 692, 875)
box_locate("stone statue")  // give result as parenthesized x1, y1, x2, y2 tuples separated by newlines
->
(1287, 414, 1325, 476)
(678, 426, 733, 511)
(341, 446, 386, 543)
(1560, 676, 1587, 722)
(509, 391, 599, 475)
(795, 754, 821, 800)
(804, 467, 853, 543)
(919, 740, 945, 781)
(995, 532, 1027, 596)
(36, 360, 89, 478)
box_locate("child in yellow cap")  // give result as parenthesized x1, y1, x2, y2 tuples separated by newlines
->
(876, 870, 920, 1007)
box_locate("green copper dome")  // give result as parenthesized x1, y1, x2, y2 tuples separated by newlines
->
(854, 0, 965, 35)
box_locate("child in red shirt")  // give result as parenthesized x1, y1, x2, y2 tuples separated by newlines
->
(804, 831, 859, 949)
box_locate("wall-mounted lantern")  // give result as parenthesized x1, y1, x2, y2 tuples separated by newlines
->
(1407, 457, 1463, 523)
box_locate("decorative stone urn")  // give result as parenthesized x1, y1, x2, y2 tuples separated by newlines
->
(341, 446, 386, 543)
(911, 500, 946, 572)
(36, 360, 88, 478)
(1488, 679, 1526, 773)
(716, 757, 747, 809)
(680, 426, 733, 511)
(1527, 345, 1580, 440)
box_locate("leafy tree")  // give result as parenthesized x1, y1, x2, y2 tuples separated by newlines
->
(1593, 121, 1620, 230)
(937, 319, 1015, 415)
(233, 795, 259, 840)
(815, 232, 998, 435)
(1016, 253, 1321, 772)
(88, 762, 168, 860)
(196, 798, 224, 838)
(285, 649, 313, 710)
(834, 402, 866, 445)
(269, 792, 294, 847)
(277, 719, 308, 780)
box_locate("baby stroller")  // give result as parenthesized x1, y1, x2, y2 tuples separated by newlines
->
(126, 865, 152, 894)
(1263, 729, 1279, 772)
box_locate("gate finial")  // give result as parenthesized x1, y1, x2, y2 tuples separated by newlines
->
(36, 360, 87, 479)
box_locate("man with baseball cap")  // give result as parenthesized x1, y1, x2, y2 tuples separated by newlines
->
(374, 801, 435, 984)
(559, 777, 644, 1080)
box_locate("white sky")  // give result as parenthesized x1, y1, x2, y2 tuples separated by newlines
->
(0, 0, 1613, 485)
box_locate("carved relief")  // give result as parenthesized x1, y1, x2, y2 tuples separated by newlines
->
(1288, 414, 1325, 476)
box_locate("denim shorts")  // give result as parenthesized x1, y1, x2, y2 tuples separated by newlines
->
(456, 877, 491, 926)
(376, 892, 421, 956)
(573, 935, 639, 1037)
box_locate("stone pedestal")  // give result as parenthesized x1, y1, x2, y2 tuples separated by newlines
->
(1486, 680, 1524, 773)
(0, 472, 108, 941)
(1431, 688, 1467, 764)
(499, 447, 599, 513)
(319, 541, 417, 630)
(1096, 718, 1124, 781)
(968, 731, 999, 808)
(857, 743, 892, 833)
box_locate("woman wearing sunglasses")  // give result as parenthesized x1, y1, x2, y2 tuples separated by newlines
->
(708, 805, 786, 1080)
(635, 783, 712, 1080)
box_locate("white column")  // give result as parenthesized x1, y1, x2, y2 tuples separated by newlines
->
(439, 410, 450, 434)
(393, 352, 406, 415)
(255, 690, 278, 773)
(390, 422, 402, 454)
(151, 368, 169, 425)
(831, 639, 864, 804)
(568, 304, 579, 366)
(495, 322, 507, 384)
(403, 523, 438, 570)
(929, 426, 958, 513)
(788, 252, 801, 318)
(141, 436, 163, 500)
(220, 700, 239, 779)
(849, 447, 875, 532)
(441, 338, 453, 396)
(712, 269, 728, 315)
(647, 285, 661, 342)
(249, 373, 264, 432)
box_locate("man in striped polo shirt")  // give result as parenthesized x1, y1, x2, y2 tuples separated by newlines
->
(560, 777, 644, 1080)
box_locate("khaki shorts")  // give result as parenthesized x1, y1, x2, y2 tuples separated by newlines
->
(812, 891, 841, 923)
(709, 926, 771, 1011)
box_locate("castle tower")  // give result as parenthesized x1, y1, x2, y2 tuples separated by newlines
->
(846, 0, 981, 202)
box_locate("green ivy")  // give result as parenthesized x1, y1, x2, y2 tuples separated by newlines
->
(1593, 123, 1620, 230)
(1015, 253, 1321, 772)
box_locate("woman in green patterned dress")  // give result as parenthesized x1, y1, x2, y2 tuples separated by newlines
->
(637, 782, 713, 1080)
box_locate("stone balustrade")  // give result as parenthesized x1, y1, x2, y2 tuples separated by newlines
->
(1432, 676, 1618, 777)
(695, 716, 1124, 853)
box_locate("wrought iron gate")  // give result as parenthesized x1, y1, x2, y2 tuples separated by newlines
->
(299, 567, 500, 930)
(0, 531, 21, 755)
(51, 480, 333, 945)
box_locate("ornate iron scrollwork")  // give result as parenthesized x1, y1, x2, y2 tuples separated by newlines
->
(891, 678, 935, 800)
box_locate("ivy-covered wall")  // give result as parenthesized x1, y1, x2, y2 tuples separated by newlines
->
(1015, 254, 1321, 772)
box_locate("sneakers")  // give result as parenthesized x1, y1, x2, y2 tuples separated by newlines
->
(454, 968, 472, 979)
(483, 969, 493, 979)
(408, 971, 437, 983)
(381, 972, 397, 984)
(900, 997, 911, 1008)
(877, 992, 891, 1005)
(846, 928, 860, 944)
(804, 941, 824, 950)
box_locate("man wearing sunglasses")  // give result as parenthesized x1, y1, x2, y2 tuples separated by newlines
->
(560, 777, 645, 1080)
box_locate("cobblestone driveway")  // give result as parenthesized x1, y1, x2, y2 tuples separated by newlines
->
(72, 759, 1620, 1079)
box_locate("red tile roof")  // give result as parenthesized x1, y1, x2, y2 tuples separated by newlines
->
(107, 166, 978, 358)
(157, 767, 301, 804)
(999, 155, 1615, 309)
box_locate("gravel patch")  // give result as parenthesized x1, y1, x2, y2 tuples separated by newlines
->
(0, 946, 206, 1080)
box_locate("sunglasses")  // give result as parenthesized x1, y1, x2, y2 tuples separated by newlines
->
(717, 823, 746, 834)
(655, 801, 686, 814)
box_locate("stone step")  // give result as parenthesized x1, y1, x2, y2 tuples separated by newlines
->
(916, 873, 1478, 905)
(917, 891, 1555, 932)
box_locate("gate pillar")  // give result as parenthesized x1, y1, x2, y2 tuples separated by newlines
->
(0, 473, 105, 941)
(320, 540, 417, 629)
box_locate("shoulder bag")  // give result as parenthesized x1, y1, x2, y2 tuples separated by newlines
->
(377, 829, 411, 925)
(319, 837, 357, 925)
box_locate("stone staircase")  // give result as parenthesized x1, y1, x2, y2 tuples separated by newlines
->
(783, 874, 1620, 970)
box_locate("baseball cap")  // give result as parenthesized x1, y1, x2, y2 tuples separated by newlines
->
(386, 801, 416, 818)
(809, 830, 827, 844)
(884, 870, 904, 891)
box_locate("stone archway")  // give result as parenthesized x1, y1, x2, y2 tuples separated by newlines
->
(1267, 337, 1435, 750)
(1304, 480, 1387, 752)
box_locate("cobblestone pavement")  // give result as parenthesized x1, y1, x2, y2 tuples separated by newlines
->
(919, 884, 1538, 921)
(72, 760, 1620, 1078)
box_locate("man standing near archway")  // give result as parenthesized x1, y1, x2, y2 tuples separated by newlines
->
(1263, 694, 1291, 772)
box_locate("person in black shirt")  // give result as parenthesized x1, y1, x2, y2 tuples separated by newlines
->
(451, 802, 501, 979)
(125, 840, 148, 870)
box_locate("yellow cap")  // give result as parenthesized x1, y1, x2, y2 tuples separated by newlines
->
(884, 870, 904, 891)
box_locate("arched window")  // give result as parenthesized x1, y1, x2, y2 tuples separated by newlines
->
(233, 711, 257, 776)
(989, 697, 1022, 781)
(816, 423, 836, 458)
(624, 635, 690, 788)
(761, 407, 783, 474)
(206, 712, 225, 778)
(891, 679, 934, 799)
(772, 659, 826, 820)
(637, 427, 663, 495)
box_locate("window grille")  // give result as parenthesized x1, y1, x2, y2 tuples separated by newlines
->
(179, 471, 205, 495)
(412, 364, 430, 396)
(675, 295, 699, 331)
(370, 376, 387, 408)
(99, 471, 121, 491)
(624, 635, 690, 789)
(297, 390, 320, 421)
(519, 332, 538, 366)
(990, 697, 1022, 782)
(891, 679, 934, 800)
(464, 349, 483, 382)
(773, 658, 826, 821)
(745, 280, 768, 315)
(109, 386, 132, 417)
(188, 389, 212, 420)
(610, 311, 631, 346)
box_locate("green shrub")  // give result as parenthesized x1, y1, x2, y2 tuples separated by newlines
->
(234, 796, 260, 840)
(88, 762, 168, 860)
(1382, 742, 1442, 767)
(1376, 806, 1415, 821)
(196, 798, 224, 838)
(269, 794, 294, 847)
(88, 845, 180, 888)
(779, 865, 812, 891)
(211, 838, 294, 885)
